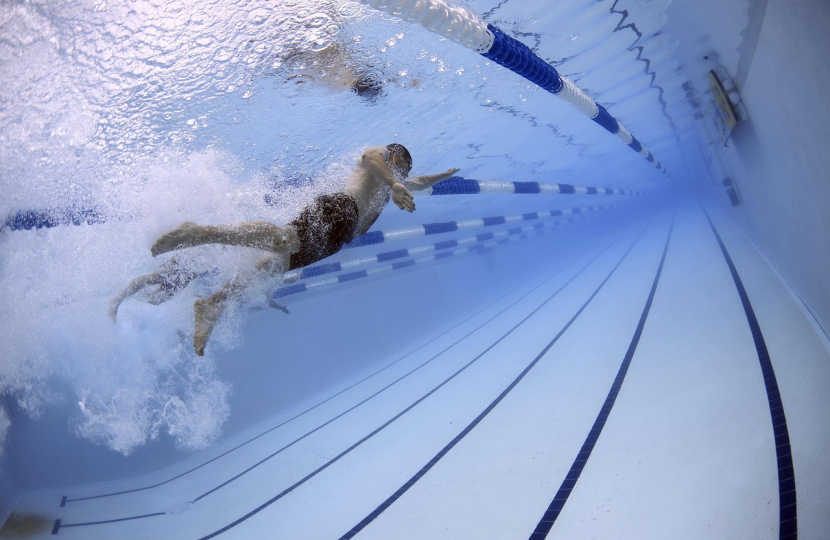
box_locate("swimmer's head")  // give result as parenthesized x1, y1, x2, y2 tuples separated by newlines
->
(352, 72, 385, 102)
(386, 143, 412, 180)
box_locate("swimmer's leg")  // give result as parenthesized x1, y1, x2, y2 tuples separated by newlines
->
(151, 221, 298, 257)
(144, 270, 200, 305)
(193, 292, 228, 357)
(110, 273, 159, 322)
(193, 252, 289, 356)
(109, 257, 200, 322)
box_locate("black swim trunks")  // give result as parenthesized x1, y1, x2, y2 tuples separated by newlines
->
(288, 192, 360, 271)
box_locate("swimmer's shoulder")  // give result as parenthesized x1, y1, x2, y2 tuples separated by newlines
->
(361, 146, 389, 160)
(357, 146, 391, 170)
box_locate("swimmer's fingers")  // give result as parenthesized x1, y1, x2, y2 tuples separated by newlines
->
(402, 193, 415, 212)
(434, 167, 460, 183)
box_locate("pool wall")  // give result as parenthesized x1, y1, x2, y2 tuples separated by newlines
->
(668, 0, 830, 335)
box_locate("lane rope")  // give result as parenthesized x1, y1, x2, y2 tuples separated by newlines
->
(357, 0, 669, 174)
(274, 215, 591, 300)
(344, 202, 626, 249)
(416, 177, 645, 196)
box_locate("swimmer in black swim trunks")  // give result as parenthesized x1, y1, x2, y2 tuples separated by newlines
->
(145, 144, 460, 356)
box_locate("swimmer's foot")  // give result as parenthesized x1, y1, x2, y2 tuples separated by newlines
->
(108, 297, 122, 323)
(193, 294, 226, 356)
(151, 222, 203, 257)
(267, 298, 290, 314)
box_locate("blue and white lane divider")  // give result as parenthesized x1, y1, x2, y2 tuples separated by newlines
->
(417, 177, 644, 196)
(344, 202, 624, 249)
(283, 207, 607, 284)
(357, 0, 668, 174)
(1, 206, 105, 233)
(1, 180, 638, 234)
(273, 218, 566, 301)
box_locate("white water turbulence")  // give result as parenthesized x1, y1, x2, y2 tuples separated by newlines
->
(0, 0, 365, 456)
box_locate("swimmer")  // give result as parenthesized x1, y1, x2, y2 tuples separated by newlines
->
(150, 144, 460, 356)
(284, 43, 389, 102)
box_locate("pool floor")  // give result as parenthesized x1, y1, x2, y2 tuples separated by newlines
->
(7, 202, 830, 539)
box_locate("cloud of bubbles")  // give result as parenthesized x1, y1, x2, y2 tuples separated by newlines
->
(0, 0, 376, 458)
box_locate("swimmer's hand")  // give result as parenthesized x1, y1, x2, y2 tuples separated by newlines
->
(438, 167, 461, 180)
(392, 182, 415, 212)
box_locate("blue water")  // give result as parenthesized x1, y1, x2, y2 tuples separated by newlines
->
(2, 0, 800, 532)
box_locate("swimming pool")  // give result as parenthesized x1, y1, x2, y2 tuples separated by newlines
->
(1, 0, 829, 538)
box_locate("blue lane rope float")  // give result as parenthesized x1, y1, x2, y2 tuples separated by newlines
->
(283, 205, 613, 283)
(0, 201, 625, 239)
(357, 0, 668, 174)
(417, 177, 644, 196)
(273, 217, 572, 301)
(1, 206, 105, 233)
(343, 202, 626, 249)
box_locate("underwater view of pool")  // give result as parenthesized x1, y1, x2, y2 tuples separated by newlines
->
(1, 0, 828, 538)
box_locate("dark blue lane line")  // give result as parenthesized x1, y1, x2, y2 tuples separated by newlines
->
(188, 241, 594, 505)
(61, 265, 550, 508)
(193, 226, 642, 540)
(52, 513, 166, 535)
(338, 218, 659, 540)
(53, 234, 617, 533)
(528, 213, 674, 539)
(703, 209, 798, 540)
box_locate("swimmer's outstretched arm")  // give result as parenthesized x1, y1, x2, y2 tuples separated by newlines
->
(403, 167, 461, 191)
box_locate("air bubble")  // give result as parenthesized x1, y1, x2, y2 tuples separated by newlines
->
(338, 1, 363, 18)
(306, 12, 332, 29)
